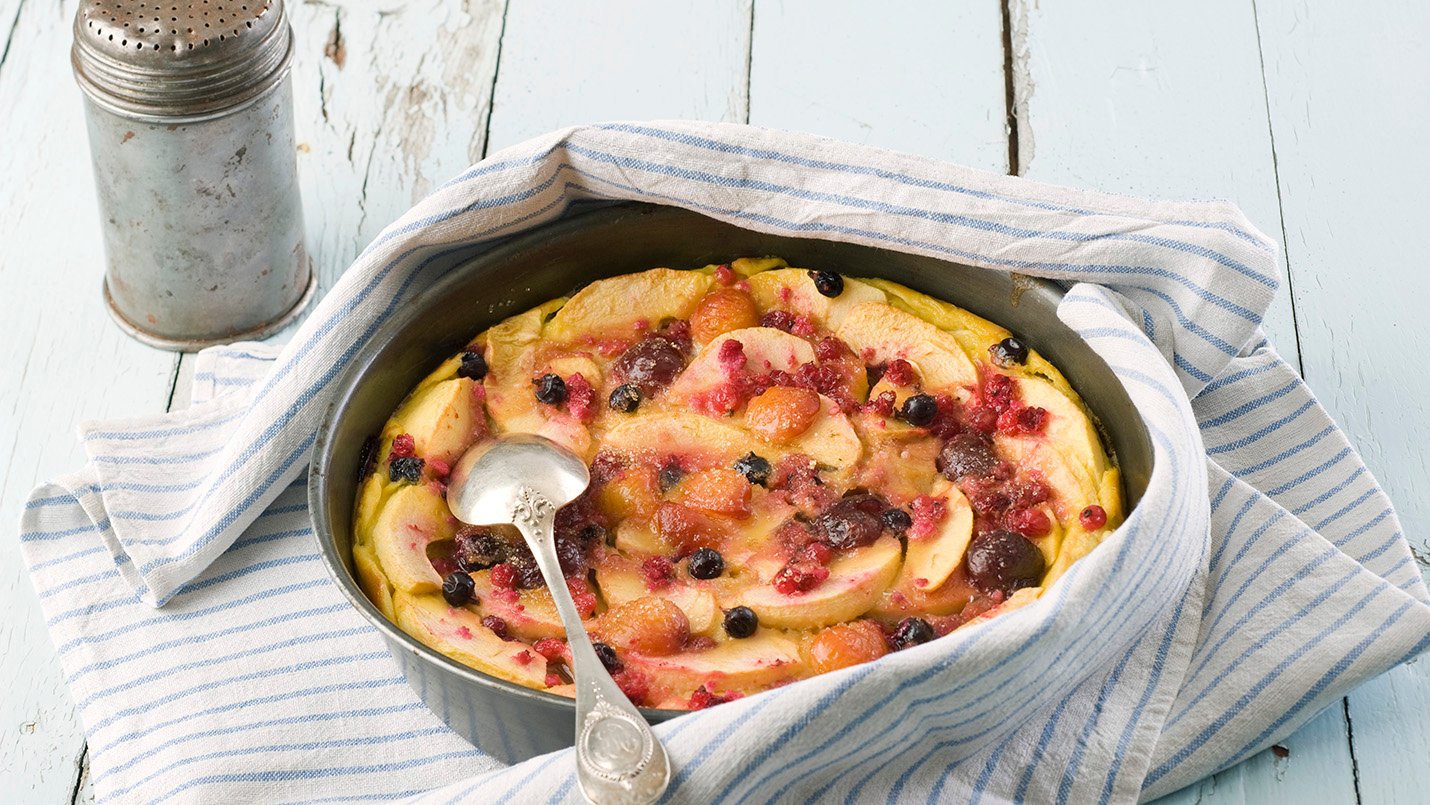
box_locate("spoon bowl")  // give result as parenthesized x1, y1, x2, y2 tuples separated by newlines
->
(447, 433, 592, 525)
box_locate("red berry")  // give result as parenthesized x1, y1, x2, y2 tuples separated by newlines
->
(1005, 507, 1052, 538)
(772, 562, 829, 595)
(641, 556, 676, 590)
(1080, 505, 1108, 531)
(489, 563, 518, 589)
(883, 359, 916, 386)
(612, 670, 650, 705)
(815, 336, 847, 362)
(909, 495, 948, 539)
(864, 390, 897, 417)
(533, 638, 567, 661)
(798, 541, 833, 566)
(389, 433, 416, 460)
(714, 264, 736, 285)
(544, 673, 564, 687)
(481, 615, 509, 639)
(968, 407, 998, 434)
(717, 338, 747, 370)
(760, 310, 797, 332)
(1015, 406, 1048, 434)
(983, 373, 1016, 413)
(565, 372, 595, 422)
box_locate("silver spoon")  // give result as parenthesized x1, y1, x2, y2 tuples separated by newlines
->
(447, 433, 672, 805)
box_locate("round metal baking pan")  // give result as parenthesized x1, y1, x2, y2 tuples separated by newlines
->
(309, 201, 1155, 763)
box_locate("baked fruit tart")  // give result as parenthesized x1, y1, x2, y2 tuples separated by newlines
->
(352, 258, 1122, 710)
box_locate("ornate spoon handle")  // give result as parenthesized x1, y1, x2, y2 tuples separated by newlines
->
(511, 487, 672, 805)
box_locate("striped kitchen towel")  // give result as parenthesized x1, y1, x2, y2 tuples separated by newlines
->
(19, 121, 1430, 803)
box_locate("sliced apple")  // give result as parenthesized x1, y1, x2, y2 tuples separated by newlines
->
(965, 586, 1042, 626)
(613, 519, 677, 557)
(874, 564, 981, 619)
(780, 396, 863, 476)
(393, 593, 547, 688)
(544, 268, 713, 343)
(1014, 377, 1108, 480)
(353, 543, 395, 622)
(746, 268, 887, 328)
(835, 302, 978, 397)
(853, 427, 941, 505)
(667, 327, 815, 404)
(604, 411, 758, 467)
(621, 630, 805, 695)
(904, 479, 974, 592)
(725, 536, 902, 630)
(354, 472, 388, 547)
(468, 570, 567, 641)
(595, 557, 721, 634)
(995, 434, 1100, 526)
(392, 377, 485, 465)
(370, 482, 455, 594)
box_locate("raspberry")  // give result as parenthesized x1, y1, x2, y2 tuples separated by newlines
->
(662, 319, 693, 353)
(613, 670, 650, 704)
(983, 373, 1016, 413)
(388, 433, 416, 460)
(1015, 406, 1048, 434)
(589, 451, 626, 486)
(797, 541, 833, 566)
(489, 563, 518, 589)
(565, 372, 595, 421)
(717, 338, 747, 370)
(544, 673, 563, 687)
(883, 359, 916, 387)
(1080, 505, 1108, 531)
(909, 495, 948, 539)
(688, 685, 741, 710)
(1004, 507, 1052, 538)
(864, 390, 897, 417)
(641, 556, 675, 590)
(967, 406, 998, 434)
(533, 638, 567, 661)
(760, 310, 797, 332)
(815, 336, 847, 362)
(714, 264, 736, 285)
(772, 562, 829, 595)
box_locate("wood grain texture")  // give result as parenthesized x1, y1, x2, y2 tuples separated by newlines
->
(1009, 0, 1301, 363)
(748, 0, 1008, 173)
(1255, 0, 1430, 800)
(0, 1, 177, 801)
(487, 0, 752, 152)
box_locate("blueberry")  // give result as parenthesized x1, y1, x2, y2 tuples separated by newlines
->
(687, 548, 725, 580)
(965, 529, 1046, 595)
(658, 461, 685, 493)
(533, 373, 567, 405)
(592, 641, 623, 672)
(733, 452, 772, 486)
(442, 571, 476, 606)
(881, 508, 913, 534)
(457, 350, 488, 379)
(723, 606, 759, 638)
(388, 456, 424, 484)
(891, 617, 935, 650)
(899, 394, 938, 427)
(608, 383, 642, 413)
(808, 269, 844, 298)
(989, 337, 1029, 367)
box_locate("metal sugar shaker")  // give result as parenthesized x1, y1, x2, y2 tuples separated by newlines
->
(72, 0, 314, 350)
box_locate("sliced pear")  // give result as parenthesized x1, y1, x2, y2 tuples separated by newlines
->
(853, 426, 940, 505)
(469, 570, 567, 640)
(545, 268, 713, 343)
(370, 483, 455, 594)
(904, 480, 975, 592)
(621, 630, 804, 694)
(353, 543, 395, 622)
(1014, 377, 1108, 480)
(746, 268, 887, 328)
(354, 472, 389, 547)
(392, 377, 485, 465)
(964, 586, 1043, 627)
(613, 519, 677, 556)
(835, 302, 978, 397)
(604, 411, 755, 467)
(667, 327, 814, 404)
(874, 564, 981, 619)
(393, 593, 547, 688)
(726, 536, 902, 630)
(596, 558, 720, 634)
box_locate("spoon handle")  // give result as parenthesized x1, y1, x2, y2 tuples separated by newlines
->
(511, 487, 671, 805)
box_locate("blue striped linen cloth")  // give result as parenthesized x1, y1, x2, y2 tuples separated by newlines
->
(19, 121, 1429, 803)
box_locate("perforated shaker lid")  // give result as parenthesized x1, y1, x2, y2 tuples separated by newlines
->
(72, 0, 293, 118)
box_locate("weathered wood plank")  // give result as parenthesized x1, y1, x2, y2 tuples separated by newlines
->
(487, 0, 752, 152)
(1009, 0, 1301, 364)
(0, 1, 177, 801)
(1254, 0, 1430, 800)
(748, 0, 1008, 173)
(1012, 1, 1355, 801)
(288, 0, 506, 295)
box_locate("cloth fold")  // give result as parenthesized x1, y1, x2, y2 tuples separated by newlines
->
(19, 121, 1429, 803)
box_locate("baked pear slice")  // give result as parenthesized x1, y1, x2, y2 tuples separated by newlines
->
(391, 377, 485, 465)
(903, 479, 975, 592)
(667, 327, 815, 404)
(994, 433, 1101, 527)
(595, 557, 721, 635)
(544, 268, 713, 344)
(621, 630, 805, 695)
(835, 302, 978, 398)
(777, 395, 863, 477)
(1012, 376, 1108, 481)
(482, 304, 591, 457)
(746, 268, 887, 328)
(394, 593, 547, 688)
(725, 536, 902, 630)
(370, 482, 456, 594)
(353, 543, 396, 622)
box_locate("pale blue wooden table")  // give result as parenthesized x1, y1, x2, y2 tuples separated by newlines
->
(1, 1, 1425, 802)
